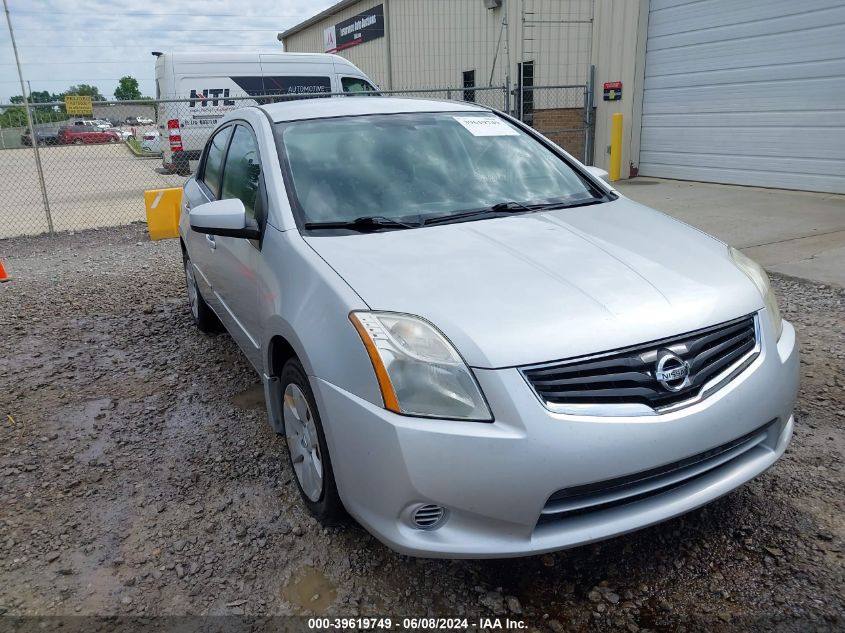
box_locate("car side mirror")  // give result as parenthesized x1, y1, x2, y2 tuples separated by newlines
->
(189, 199, 260, 239)
(584, 166, 610, 183)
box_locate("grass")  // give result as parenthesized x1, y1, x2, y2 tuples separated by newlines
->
(127, 137, 161, 157)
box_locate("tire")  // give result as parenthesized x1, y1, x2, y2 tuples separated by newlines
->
(183, 250, 220, 333)
(74, 139, 82, 145)
(280, 358, 346, 526)
(172, 152, 192, 176)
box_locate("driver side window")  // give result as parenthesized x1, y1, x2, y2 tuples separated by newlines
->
(200, 126, 233, 198)
(342, 77, 377, 94)
(220, 125, 262, 222)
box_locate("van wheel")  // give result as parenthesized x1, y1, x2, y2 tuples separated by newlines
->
(74, 139, 83, 145)
(173, 153, 191, 176)
(280, 359, 346, 526)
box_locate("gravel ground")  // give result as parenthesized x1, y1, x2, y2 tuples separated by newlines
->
(1, 224, 843, 632)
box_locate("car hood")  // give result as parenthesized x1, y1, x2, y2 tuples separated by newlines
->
(304, 197, 764, 368)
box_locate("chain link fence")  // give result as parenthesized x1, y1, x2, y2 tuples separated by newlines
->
(519, 85, 591, 166)
(0, 85, 592, 239)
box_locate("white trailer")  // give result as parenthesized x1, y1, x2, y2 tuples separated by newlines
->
(153, 51, 377, 174)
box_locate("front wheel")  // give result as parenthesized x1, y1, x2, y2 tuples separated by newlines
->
(183, 251, 220, 333)
(281, 359, 346, 526)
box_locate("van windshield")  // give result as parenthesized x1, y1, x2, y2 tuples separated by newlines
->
(279, 112, 601, 229)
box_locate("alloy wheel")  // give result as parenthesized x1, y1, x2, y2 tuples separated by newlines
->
(283, 383, 324, 502)
(184, 258, 199, 320)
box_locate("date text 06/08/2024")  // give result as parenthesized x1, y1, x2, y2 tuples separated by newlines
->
(307, 617, 527, 630)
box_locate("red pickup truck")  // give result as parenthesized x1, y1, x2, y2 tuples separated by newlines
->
(58, 127, 121, 145)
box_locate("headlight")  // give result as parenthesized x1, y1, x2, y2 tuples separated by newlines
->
(349, 311, 492, 421)
(729, 246, 783, 339)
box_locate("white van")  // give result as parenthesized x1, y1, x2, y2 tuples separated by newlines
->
(153, 51, 378, 174)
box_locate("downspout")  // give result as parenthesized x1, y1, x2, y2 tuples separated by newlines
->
(384, 0, 393, 89)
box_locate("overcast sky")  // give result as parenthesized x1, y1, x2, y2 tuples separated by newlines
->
(0, 0, 335, 103)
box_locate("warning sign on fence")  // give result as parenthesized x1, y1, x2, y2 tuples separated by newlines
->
(64, 95, 93, 115)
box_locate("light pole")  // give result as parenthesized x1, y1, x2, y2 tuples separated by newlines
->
(3, 0, 53, 235)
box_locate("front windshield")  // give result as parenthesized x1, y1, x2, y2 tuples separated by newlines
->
(279, 111, 598, 226)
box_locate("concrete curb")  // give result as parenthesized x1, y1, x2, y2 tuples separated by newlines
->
(125, 140, 162, 159)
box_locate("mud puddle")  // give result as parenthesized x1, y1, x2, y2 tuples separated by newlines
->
(282, 566, 337, 613)
(231, 384, 265, 410)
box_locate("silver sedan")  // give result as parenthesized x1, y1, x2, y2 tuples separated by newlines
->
(178, 97, 799, 558)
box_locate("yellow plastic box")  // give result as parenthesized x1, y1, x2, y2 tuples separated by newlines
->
(144, 188, 183, 240)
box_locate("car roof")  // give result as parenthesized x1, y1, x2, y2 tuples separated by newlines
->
(259, 97, 490, 124)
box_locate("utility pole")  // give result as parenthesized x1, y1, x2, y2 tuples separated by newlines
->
(3, 0, 53, 235)
(504, 0, 511, 115)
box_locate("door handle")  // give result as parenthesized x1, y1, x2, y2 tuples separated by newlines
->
(206, 234, 216, 250)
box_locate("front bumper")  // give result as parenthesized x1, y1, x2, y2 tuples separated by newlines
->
(312, 318, 799, 558)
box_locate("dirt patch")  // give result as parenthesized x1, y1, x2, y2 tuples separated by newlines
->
(231, 384, 266, 411)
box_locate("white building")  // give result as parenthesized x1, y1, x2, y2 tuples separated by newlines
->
(281, 0, 845, 193)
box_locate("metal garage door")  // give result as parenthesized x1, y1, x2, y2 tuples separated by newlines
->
(639, 0, 845, 194)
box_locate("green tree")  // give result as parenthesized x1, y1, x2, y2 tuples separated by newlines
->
(113, 76, 142, 101)
(65, 84, 106, 101)
(9, 91, 60, 106)
(0, 105, 28, 128)
(28, 90, 53, 104)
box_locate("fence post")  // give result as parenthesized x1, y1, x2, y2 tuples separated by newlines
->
(584, 65, 595, 165)
(504, 80, 510, 114)
(3, 0, 53, 235)
(0, 118, 5, 150)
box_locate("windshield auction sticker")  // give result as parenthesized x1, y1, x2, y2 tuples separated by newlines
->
(453, 116, 520, 136)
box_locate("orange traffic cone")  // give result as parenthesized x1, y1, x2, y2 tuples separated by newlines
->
(0, 260, 9, 282)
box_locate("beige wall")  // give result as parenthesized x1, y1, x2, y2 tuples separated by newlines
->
(590, 0, 648, 177)
(387, 0, 503, 90)
(283, 0, 594, 92)
(282, 0, 390, 88)
(518, 0, 593, 86)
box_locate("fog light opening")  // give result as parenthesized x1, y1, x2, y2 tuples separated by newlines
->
(411, 504, 448, 531)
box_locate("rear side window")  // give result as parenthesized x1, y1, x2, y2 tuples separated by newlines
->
(201, 127, 233, 198)
(221, 125, 261, 221)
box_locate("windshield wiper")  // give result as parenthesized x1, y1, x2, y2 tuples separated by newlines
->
(421, 201, 535, 226)
(546, 197, 604, 209)
(421, 198, 604, 226)
(304, 215, 423, 232)
(304, 198, 605, 232)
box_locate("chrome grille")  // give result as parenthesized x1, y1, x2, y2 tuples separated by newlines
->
(538, 420, 775, 524)
(521, 314, 759, 414)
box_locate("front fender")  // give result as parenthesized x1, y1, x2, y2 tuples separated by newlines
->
(258, 226, 383, 408)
